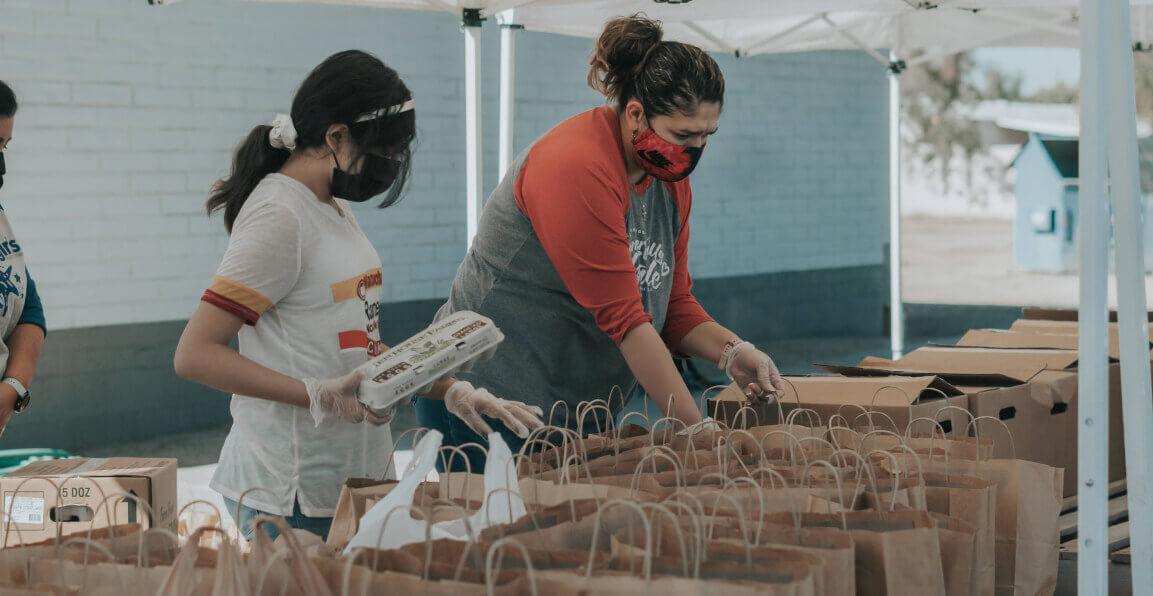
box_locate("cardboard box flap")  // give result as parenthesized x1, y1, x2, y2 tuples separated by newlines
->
(780, 374, 962, 407)
(1011, 318, 1153, 336)
(956, 329, 1081, 351)
(866, 346, 1084, 383)
(1022, 307, 1153, 322)
(817, 358, 1025, 386)
(6, 457, 175, 479)
(990, 324, 1149, 360)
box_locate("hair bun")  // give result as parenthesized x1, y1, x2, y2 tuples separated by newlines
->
(588, 14, 663, 103)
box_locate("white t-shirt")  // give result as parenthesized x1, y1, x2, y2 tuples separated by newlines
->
(205, 174, 391, 517)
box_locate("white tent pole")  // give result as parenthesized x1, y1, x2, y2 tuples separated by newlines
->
(889, 52, 904, 360)
(1077, 0, 1110, 591)
(464, 9, 484, 248)
(1104, 0, 1153, 588)
(499, 10, 520, 179)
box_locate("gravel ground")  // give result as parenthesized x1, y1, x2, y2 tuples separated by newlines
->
(903, 215, 1153, 308)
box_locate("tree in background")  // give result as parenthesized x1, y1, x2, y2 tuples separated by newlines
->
(900, 53, 982, 193)
(902, 50, 1089, 200)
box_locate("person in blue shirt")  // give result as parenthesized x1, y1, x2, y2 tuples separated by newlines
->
(0, 80, 47, 438)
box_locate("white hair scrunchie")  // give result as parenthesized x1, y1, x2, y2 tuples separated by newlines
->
(268, 113, 298, 151)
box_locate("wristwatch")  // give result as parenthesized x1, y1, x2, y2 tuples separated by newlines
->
(3, 378, 30, 412)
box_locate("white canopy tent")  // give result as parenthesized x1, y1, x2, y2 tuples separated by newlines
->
(495, 4, 1153, 592)
(156, 0, 1153, 591)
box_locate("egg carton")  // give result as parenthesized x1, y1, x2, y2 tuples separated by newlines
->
(356, 310, 504, 415)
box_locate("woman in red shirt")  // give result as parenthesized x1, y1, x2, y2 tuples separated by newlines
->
(422, 15, 785, 470)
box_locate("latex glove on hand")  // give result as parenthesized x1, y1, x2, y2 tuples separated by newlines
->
(677, 417, 722, 437)
(304, 370, 391, 427)
(444, 381, 545, 439)
(723, 342, 785, 406)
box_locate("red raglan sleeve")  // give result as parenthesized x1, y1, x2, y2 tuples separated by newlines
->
(659, 180, 714, 354)
(515, 149, 652, 345)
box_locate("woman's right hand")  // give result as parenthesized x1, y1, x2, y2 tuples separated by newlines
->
(444, 380, 544, 439)
(303, 370, 390, 427)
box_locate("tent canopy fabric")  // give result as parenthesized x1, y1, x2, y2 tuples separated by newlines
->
(506, 1, 1153, 59)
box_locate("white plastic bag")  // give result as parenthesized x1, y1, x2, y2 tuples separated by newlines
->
(344, 430, 525, 553)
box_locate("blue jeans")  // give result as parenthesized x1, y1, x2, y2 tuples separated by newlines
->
(222, 497, 332, 542)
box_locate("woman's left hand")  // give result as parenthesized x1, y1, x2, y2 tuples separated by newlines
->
(727, 346, 784, 405)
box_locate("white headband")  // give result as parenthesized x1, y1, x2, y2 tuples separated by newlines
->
(268, 99, 414, 150)
(356, 99, 415, 123)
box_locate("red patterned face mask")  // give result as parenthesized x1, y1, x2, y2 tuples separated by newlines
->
(632, 128, 703, 182)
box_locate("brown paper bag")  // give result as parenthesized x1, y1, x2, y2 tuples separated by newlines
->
(0, 584, 77, 595)
(930, 513, 978, 596)
(311, 557, 486, 596)
(0, 524, 149, 583)
(156, 526, 250, 596)
(536, 567, 810, 596)
(479, 500, 645, 553)
(708, 522, 856, 596)
(764, 510, 946, 596)
(922, 473, 997, 596)
(611, 525, 826, 594)
(886, 456, 1061, 596)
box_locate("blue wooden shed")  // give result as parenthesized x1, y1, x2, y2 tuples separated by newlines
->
(1013, 133, 1153, 273)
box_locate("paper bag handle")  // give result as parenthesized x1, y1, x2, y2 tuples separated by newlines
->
(800, 460, 848, 530)
(586, 500, 653, 580)
(967, 415, 1017, 460)
(486, 537, 539, 596)
(762, 430, 809, 468)
(382, 427, 433, 481)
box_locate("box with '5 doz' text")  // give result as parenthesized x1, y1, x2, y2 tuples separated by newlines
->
(0, 457, 176, 545)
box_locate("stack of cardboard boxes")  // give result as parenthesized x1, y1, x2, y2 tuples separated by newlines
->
(712, 307, 1150, 496)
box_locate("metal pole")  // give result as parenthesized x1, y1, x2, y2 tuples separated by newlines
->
(498, 11, 520, 180)
(1077, 0, 1110, 591)
(889, 54, 904, 360)
(464, 10, 484, 248)
(1105, 0, 1153, 587)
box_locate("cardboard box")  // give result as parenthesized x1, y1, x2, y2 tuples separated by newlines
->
(947, 331, 1136, 496)
(1010, 318, 1153, 343)
(1022, 307, 1153, 322)
(819, 346, 1089, 386)
(0, 458, 177, 545)
(820, 344, 1125, 497)
(709, 375, 970, 438)
(957, 328, 1131, 360)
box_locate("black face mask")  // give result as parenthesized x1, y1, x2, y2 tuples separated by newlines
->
(0, 153, 6, 191)
(331, 151, 398, 203)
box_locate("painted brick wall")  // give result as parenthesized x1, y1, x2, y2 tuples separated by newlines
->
(0, 0, 888, 332)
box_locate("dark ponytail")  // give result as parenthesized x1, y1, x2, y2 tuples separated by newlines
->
(207, 50, 416, 233)
(588, 14, 725, 117)
(0, 80, 17, 118)
(209, 125, 290, 232)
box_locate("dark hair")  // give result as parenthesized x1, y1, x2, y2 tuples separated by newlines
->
(208, 50, 416, 232)
(0, 81, 17, 118)
(588, 14, 724, 117)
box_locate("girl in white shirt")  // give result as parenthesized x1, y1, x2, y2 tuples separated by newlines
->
(174, 50, 542, 541)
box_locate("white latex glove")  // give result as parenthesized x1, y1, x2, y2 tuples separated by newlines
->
(303, 370, 390, 427)
(444, 381, 544, 439)
(678, 417, 722, 437)
(726, 344, 784, 405)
